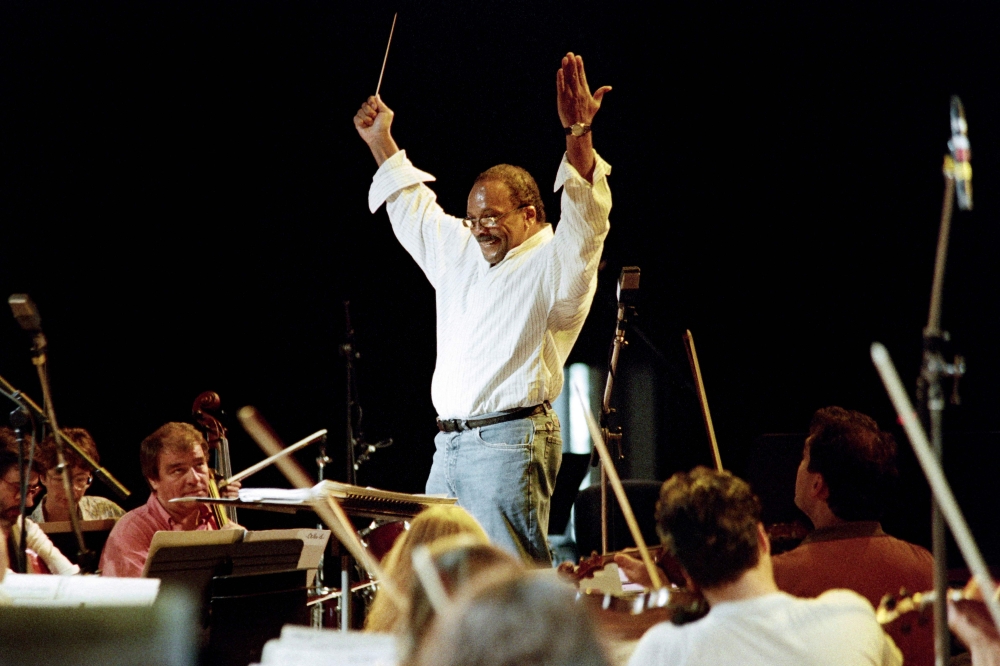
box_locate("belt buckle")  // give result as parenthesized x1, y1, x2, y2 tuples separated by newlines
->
(439, 418, 465, 432)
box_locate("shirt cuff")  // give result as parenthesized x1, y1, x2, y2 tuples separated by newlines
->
(553, 150, 611, 192)
(368, 149, 437, 213)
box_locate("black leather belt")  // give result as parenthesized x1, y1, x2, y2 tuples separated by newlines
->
(436, 403, 547, 433)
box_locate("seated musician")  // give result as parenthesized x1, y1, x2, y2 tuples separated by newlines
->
(627, 466, 901, 665)
(403, 536, 523, 660)
(410, 568, 611, 666)
(100, 422, 240, 577)
(365, 504, 490, 634)
(30, 428, 125, 523)
(0, 443, 78, 575)
(772, 406, 933, 665)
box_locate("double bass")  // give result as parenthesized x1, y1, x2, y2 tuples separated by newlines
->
(191, 391, 237, 526)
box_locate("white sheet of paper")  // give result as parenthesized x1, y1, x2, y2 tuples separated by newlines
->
(239, 487, 316, 503)
(255, 625, 398, 665)
(0, 572, 160, 607)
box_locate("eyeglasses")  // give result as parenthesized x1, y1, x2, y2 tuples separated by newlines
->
(1, 476, 43, 496)
(462, 205, 528, 229)
(47, 469, 93, 490)
(70, 473, 93, 490)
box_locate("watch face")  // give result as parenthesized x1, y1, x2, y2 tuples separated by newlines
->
(572, 123, 586, 137)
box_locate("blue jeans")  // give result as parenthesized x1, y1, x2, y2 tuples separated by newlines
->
(426, 405, 562, 564)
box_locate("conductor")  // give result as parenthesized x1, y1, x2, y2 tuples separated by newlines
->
(353, 52, 612, 563)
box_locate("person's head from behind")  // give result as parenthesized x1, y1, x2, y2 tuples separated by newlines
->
(139, 422, 210, 510)
(655, 466, 764, 590)
(365, 505, 489, 633)
(794, 406, 898, 523)
(404, 537, 523, 659)
(410, 571, 611, 666)
(36, 427, 99, 510)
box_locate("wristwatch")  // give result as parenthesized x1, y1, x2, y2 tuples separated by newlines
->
(564, 122, 592, 137)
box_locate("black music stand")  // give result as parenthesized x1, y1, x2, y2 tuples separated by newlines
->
(40, 518, 118, 567)
(143, 536, 309, 664)
(145, 537, 303, 595)
(206, 568, 310, 666)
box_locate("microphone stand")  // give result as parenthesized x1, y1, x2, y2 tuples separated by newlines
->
(0, 374, 129, 500)
(25, 329, 95, 573)
(311, 442, 333, 628)
(914, 98, 970, 666)
(7, 405, 35, 573)
(873, 344, 1000, 640)
(596, 267, 640, 554)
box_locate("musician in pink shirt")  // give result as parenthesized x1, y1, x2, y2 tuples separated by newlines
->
(100, 422, 240, 577)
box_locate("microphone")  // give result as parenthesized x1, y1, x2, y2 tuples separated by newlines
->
(8, 294, 47, 354)
(616, 266, 640, 314)
(9, 294, 43, 332)
(948, 96, 972, 211)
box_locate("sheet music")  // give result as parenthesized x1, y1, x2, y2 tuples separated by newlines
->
(0, 572, 160, 607)
(239, 487, 315, 503)
(176, 481, 455, 520)
(255, 625, 398, 666)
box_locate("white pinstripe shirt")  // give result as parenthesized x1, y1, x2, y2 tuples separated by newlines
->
(368, 149, 612, 419)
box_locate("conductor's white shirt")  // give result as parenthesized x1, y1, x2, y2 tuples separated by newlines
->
(368, 149, 612, 419)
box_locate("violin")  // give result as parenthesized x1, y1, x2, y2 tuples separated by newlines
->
(558, 545, 709, 638)
(574, 586, 709, 640)
(557, 544, 689, 590)
(191, 391, 237, 526)
(877, 581, 1000, 627)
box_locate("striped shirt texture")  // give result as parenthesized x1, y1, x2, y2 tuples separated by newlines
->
(368, 149, 612, 419)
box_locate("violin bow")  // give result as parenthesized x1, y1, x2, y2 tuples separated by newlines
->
(573, 381, 664, 590)
(683, 330, 723, 472)
(219, 429, 327, 489)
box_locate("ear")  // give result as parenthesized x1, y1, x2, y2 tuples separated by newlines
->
(757, 522, 770, 556)
(147, 476, 160, 493)
(812, 474, 830, 501)
(523, 205, 537, 225)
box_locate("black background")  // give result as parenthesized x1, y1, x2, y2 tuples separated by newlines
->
(1, 1, 998, 564)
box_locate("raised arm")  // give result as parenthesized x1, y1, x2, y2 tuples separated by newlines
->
(354, 95, 400, 166)
(557, 53, 612, 182)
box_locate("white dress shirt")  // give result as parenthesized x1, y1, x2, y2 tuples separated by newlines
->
(368, 149, 612, 419)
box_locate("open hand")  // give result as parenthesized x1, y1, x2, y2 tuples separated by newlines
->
(557, 52, 611, 127)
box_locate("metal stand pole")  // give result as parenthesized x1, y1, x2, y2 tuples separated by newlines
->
(914, 99, 972, 663)
(596, 268, 639, 554)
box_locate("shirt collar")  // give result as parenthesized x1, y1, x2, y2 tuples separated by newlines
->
(149, 491, 215, 530)
(479, 223, 553, 272)
(800, 520, 885, 545)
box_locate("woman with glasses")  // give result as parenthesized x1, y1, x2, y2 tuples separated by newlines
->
(30, 428, 125, 524)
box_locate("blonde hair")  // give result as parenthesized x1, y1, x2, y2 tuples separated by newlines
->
(364, 505, 488, 633)
(404, 538, 523, 660)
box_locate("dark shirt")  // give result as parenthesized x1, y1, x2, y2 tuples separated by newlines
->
(773, 521, 934, 666)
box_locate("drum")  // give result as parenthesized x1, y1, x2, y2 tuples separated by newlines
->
(362, 520, 408, 562)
